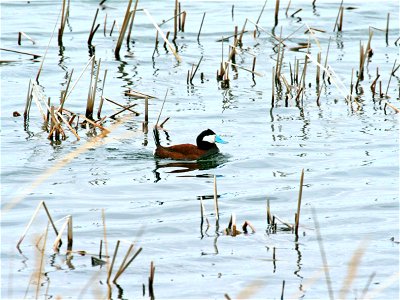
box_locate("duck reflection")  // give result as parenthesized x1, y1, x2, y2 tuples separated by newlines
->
(153, 153, 228, 182)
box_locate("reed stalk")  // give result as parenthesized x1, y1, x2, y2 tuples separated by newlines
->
(18, 32, 36, 45)
(271, 67, 275, 107)
(385, 59, 397, 97)
(113, 247, 142, 282)
(108, 103, 138, 119)
(58, 0, 68, 46)
(322, 37, 331, 81)
(197, 12, 206, 42)
(88, 8, 100, 45)
(113, 243, 134, 282)
(97, 69, 108, 118)
(274, 0, 280, 27)
(142, 8, 182, 62)
(24, 79, 32, 121)
(285, 0, 291, 16)
(281, 280, 285, 300)
(311, 207, 334, 300)
(149, 261, 156, 298)
(35, 222, 49, 299)
(333, 0, 344, 32)
(242, 221, 256, 233)
(338, 6, 344, 31)
(213, 175, 219, 222)
(294, 169, 304, 236)
(144, 96, 149, 124)
(256, 0, 268, 25)
(126, 0, 139, 45)
(59, 69, 74, 113)
(52, 215, 72, 252)
(105, 98, 139, 116)
(155, 89, 168, 126)
(107, 240, 120, 283)
(385, 13, 390, 45)
(115, 0, 133, 58)
(190, 56, 203, 83)
(315, 52, 322, 88)
(178, 2, 181, 31)
(57, 112, 80, 140)
(181, 11, 187, 32)
(173, 0, 178, 40)
(36, 3, 62, 83)
(104, 13, 107, 36)
(110, 20, 116, 36)
(338, 239, 368, 299)
(17, 201, 59, 251)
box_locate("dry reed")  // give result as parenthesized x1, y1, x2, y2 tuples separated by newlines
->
(126, 0, 139, 45)
(213, 175, 219, 222)
(198, 12, 206, 42)
(88, 8, 100, 45)
(115, 0, 133, 58)
(18, 32, 36, 45)
(294, 169, 304, 236)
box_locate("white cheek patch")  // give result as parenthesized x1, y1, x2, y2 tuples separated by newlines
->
(202, 134, 216, 143)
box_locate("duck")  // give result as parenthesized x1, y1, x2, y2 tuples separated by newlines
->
(153, 128, 227, 160)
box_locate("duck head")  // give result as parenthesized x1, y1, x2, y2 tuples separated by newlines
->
(196, 129, 228, 150)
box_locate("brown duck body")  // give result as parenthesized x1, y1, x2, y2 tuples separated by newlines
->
(153, 129, 225, 161)
(154, 143, 219, 160)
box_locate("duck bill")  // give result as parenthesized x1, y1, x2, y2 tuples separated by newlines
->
(215, 135, 228, 144)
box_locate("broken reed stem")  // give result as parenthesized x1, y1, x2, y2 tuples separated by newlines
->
(36, 3, 62, 83)
(126, 0, 139, 45)
(142, 8, 182, 62)
(144, 97, 149, 124)
(316, 52, 321, 86)
(113, 243, 134, 282)
(333, 0, 344, 32)
(65, 56, 94, 102)
(173, 0, 178, 40)
(58, 0, 68, 46)
(338, 6, 344, 31)
(281, 280, 285, 300)
(35, 222, 49, 299)
(311, 207, 334, 300)
(197, 12, 206, 42)
(56, 112, 80, 140)
(19, 32, 36, 45)
(110, 20, 116, 36)
(17, 201, 59, 251)
(113, 247, 143, 282)
(190, 56, 203, 83)
(24, 79, 33, 121)
(285, 0, 291, 16)
(385, 59, 397, 96)
(149, 261, 156, 298)
(115, 0, 133, 58)
(271, 67, 275, 107)
(102, 209, 110, 272)
(107, 240, 120, 283)
(105, 97, 139, 116)
(104, 13, 107, 36)
(155, 88, 169, 127)
(97, 69, 108, 119)
(385, 13, 390, 45)
(256, 0, 268, 25)
(88, 8, 99, 45)
(59, 69, 74, 113)
(181, 11, 187, 32)
(213, 175, 219, 222)
(322, 37, 331, 81)
(52, 215, 72, 252)
(274, 0, 280, 27)
(295, 169, 304, 236)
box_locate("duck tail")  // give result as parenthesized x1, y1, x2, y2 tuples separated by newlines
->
(153, 127, 161, 146)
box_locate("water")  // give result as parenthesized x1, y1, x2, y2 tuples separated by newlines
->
(1, 0, 399, 299)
